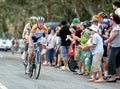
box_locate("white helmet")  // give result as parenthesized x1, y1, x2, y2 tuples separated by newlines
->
(29, 16, 37, 23)
(37, 16, 45, 22)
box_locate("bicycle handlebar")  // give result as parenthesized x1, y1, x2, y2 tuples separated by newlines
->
(33, 42, 47, 48)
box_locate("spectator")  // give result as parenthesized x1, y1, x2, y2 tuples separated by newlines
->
(113, 1, 120, 17)
(54, 26, 62, 67)
(98, 12, 108, 22)
(98, 18, 110, 78)
(41, 35, 47, 64)
(44, 29, 56, 66)
(59, 20, 71, 70)
(11, 37, 15, 54)
(71, 18, 83, 75)
(18, 38, 24, 54)
(87, 25, 104, 83)
(91, 15, 99, 29)
(78, 21, 91, 76)
(106, 14, 120, 82)
(112, 2, 120, 80)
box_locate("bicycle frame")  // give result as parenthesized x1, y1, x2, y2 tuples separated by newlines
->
(29, 42, 42, 79)
(33, 42, 41, 63)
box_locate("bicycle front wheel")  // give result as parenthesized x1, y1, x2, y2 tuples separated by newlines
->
(29, 56, 35, 78)
(34, 52, 42, 79)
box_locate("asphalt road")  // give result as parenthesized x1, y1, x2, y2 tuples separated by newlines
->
(0, 51, 120, 89)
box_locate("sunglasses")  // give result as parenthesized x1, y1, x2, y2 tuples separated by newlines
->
(110, 18, 113, 21)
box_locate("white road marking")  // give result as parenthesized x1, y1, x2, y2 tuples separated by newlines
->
(0, 83, 8, 89)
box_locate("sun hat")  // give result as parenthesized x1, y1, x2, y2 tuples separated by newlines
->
(89, 25, 98, 32)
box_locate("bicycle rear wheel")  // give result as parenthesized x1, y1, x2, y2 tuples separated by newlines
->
(34, 52, 42, 79)
(68, 56, 78, 72)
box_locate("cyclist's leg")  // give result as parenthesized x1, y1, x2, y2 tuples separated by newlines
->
(22, 38, 29, 60)
(28, 36, 43, 62)
(28, 48, 34, 63)
(26, 47, 34, 73)
(26, 41, 34, 73)
(27, 36, 37, 63)
(37, 36, 44, 51)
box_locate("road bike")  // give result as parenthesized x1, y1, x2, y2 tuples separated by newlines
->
(29, 42, 42, 79)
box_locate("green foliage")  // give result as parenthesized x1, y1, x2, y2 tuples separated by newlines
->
(0, 0, 117, 37)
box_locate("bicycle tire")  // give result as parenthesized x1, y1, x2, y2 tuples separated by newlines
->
(34, 52, 42, 79)
(24, 63, 27, 74)
(68, 56, 78, 72)
(29, 66, 33, 78)
(24, 54, 28, 75)
(29, 56, 35, 78)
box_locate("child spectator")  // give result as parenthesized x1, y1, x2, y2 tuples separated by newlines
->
(86, 25, 104, 83)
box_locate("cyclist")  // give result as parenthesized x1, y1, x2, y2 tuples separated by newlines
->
(22, 16, 37, 63)
(26, 16, 48, 74)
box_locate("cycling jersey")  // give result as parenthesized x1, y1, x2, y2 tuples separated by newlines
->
(31, 24, 48, 38)
(24, 23, 32, 39)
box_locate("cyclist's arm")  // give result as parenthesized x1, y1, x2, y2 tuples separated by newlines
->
(22, 27, 27, 39)
(29, 25, 37, 47)
(29, 33, 33, 47)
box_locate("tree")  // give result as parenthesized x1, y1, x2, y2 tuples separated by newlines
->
(0, 0, 118, 37)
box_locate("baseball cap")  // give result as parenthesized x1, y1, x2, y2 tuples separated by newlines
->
(101, 19, 110, 25)
(91, 15, 99, 22)
(89, 25, 98, 32)
(72, 18, 80, 23)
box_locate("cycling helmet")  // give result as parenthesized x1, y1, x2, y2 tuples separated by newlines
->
(83, 21, 91, 28)
(29, 16, 37, 23)
(37, 16, 45, 23)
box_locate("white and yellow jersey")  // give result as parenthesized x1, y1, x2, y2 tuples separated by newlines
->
(24, 23, 32, 39)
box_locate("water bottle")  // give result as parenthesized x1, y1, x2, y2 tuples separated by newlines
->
(85, 57, 89, 65)
(85, 57, 89, 70)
